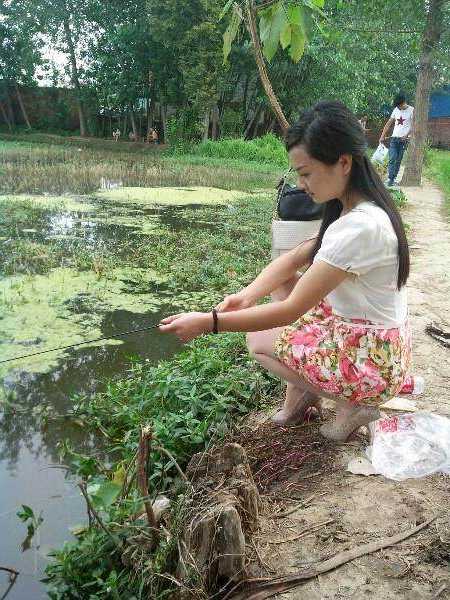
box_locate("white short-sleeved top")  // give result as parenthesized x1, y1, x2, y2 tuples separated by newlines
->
(313, 201, 407, 327)
(390, 105, 414, 138)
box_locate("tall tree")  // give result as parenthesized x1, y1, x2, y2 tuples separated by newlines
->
(86, 0, 153, 139)
(147, 0, 226, 140)
(402, 0, 448, 186)
(0, 4, 42, 129)
(15, 0, 95, 136)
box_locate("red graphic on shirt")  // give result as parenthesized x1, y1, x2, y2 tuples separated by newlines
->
(396, 116, 405, 125)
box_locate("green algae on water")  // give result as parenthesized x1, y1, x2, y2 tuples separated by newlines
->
(0, 267, 166, 376)
(96, 186, 242, 206)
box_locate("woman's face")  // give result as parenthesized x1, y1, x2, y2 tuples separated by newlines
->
(288, 144, 352, 203)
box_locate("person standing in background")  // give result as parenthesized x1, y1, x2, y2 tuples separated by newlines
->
(379, 93, 414, 187)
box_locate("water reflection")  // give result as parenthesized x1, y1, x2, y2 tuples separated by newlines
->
(1, 308, 181, 470)
(0, 193, 218, 598)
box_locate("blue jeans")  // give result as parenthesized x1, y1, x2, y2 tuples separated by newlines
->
(388, 137, 407, 183)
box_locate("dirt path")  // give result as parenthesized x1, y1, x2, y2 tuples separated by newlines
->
(242, 181, 450, 599)
(405, 182, 450, 416)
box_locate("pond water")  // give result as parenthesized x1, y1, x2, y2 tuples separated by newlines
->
(0, 185, 236, 598)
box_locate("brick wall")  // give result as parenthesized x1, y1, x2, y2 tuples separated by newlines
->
(0, 85, 80, 130)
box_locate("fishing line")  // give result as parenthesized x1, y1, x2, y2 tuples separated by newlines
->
(0, 323, 162, 365)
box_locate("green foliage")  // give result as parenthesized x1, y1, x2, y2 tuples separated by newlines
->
(220, 107, 244, 137)
(17, 504, 44, 551)
(425, 149, 450, 215)
(166, 109, 203, 151)
(70, 334, 278, 474)
(186, 133, 287, 167)
(223, 4, 242, 63)
(44, 530, 131, 600)
(222, 0, 323, 65)
(390, 189, 407, 209)
(45, 334, 280, 596)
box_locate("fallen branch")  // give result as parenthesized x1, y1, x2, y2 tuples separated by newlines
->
(0, 568, 18, 578)
(274, 493, 325, 518)
(0, 566, 19, 600)
(425, 323, 450, 348)
(137, 426, 159, 541)
(225, 515, 438, 600)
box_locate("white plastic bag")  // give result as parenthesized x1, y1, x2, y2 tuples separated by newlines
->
(366, 412, 450, 481)
(371, 143, 389, 164)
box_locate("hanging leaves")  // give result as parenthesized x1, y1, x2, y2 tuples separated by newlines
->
(280, 19, 292, 49)
(257, 2, 308, 63)
(223, 4, 242, 63)
(259, 2, 288, 62)
(288, 5, 307, 62)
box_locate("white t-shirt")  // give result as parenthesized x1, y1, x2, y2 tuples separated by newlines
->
(390, 105, 414, 138)
(314, 201, 407, 328)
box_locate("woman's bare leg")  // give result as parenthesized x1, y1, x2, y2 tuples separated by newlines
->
(267, 273, 321, 423)
(247, 328, 329, 425)
(253, 270, 380, 435)
(247, 328, 380, 435)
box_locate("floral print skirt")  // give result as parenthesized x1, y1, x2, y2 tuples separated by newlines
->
(275, 299, 412, 406)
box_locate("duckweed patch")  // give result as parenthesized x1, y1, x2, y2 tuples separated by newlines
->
(0, 267, 165, 375)
(96, 185, 243, 206)
(0, 190, 272, 381)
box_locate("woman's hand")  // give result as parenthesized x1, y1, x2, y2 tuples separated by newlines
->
(158, 312, 211, 342)
(215, 292, 255, 313)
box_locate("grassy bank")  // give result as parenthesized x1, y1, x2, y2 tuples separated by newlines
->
(426, 149, 450, 214)
(0, 136, 281, 596)
(45, 334, 279, 598)
(0, 134, 282, 195)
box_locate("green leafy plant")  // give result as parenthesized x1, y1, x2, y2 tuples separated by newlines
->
(17, 504, 44, 552)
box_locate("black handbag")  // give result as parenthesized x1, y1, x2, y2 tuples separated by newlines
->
(276, 177, 324, 222)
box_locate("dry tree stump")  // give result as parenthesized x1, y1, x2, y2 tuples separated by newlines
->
(178, 443, 261, 592)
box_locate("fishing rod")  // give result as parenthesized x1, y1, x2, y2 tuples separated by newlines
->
(0, 323, 162, 365)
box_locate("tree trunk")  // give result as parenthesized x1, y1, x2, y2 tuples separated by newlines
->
(123, 112, 128, 136)
(401, 0, 445, 186)
(202, 109, 210, 141)
(211, 104, 220, 140)
(15, 83, 31, 129)
(146, 98, 153, 133)
(267, 117, 277, 134)
(245, 0, 289, 135)
(0, 101, 13, 131)
(242, 75, 250, 124)
(161, 104, 168, 143)
(129, 108, 138, 140)
(244, 104, 262, 140)
(5, 91, 15, 125)
(63, 16, 88, 137)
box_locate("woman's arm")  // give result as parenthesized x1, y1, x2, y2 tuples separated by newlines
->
(237, 238, 316, 303)
(159, 260, 348, 340)
(216, 260, 346, 331)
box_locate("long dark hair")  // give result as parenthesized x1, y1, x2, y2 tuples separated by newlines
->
(285, 101, 409, 289)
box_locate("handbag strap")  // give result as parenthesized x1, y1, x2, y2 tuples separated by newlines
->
(274, 167, 293, 219)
